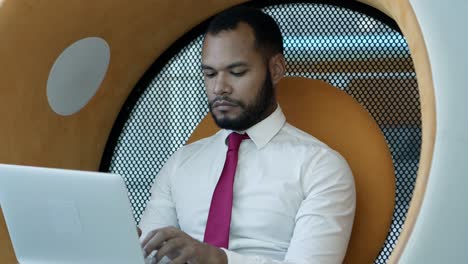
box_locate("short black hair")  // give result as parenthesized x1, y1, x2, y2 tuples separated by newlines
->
(206, 6, 284, 59)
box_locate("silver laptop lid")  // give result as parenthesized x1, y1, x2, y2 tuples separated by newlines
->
(0, 164, 145, 264)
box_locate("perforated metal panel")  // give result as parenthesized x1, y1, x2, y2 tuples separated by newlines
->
(104, 2, 420, 263)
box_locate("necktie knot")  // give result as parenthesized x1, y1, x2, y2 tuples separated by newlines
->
(227, 132, 249, 151)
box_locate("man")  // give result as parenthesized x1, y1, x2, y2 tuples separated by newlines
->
(139, 6, 355, 264)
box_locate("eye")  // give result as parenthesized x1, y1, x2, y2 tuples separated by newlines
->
(231, 70, 247, 77)
(203, 71, 217, 78)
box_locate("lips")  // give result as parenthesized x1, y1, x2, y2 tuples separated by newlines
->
(212, 99, 238, 108)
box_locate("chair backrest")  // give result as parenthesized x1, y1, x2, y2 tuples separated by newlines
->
(187, 76, 395, 264)
(0, 208, 16, 263)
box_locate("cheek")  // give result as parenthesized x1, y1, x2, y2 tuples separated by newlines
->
(204, 79, 215, 99)
(235, 76, 264, 102)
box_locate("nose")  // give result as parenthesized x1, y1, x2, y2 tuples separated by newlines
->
(213, 73, 232, 95)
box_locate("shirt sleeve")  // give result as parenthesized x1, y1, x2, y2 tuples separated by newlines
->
(223, 149, 356, 264)
(138, 150, 181, 239)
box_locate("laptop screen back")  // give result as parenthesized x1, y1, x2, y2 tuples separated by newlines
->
(0, 164, 145, 264)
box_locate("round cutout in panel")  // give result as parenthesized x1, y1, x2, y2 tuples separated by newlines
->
(47, 37, 110, 116)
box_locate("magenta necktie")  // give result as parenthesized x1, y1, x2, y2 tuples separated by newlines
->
(203, 132, 249, 248)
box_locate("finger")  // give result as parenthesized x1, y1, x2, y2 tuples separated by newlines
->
(142, 227, 179, 257)
(141, 229, 159, 246)
(155, 237, 185, 262)
(137, 226, 142, 237)
(168, 254, 190, 264)
(142, 226, 179, 246)
(143, 233, 166, 257)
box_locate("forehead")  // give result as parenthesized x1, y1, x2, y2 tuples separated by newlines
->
(202, 23, 262, 67)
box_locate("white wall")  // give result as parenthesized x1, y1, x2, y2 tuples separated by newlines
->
(400, 0, 468, 263)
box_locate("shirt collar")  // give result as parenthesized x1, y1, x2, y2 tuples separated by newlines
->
(222, 105, 286, 149)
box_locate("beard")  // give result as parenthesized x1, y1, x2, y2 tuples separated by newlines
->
(208, 69, 275, 131)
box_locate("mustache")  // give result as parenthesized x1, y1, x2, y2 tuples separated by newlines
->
(209, 96, 244, 107)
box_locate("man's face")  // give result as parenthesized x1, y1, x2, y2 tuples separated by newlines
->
(201, 22, 275, 131)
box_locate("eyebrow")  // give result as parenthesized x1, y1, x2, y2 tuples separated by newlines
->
(201, 62, 249, 71)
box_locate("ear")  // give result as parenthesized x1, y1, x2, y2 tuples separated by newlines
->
(268, 53, 286, 85)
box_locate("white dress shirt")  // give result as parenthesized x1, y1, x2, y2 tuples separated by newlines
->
(139, 105, 356, 264)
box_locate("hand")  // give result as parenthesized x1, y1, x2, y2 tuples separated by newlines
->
(141, 226, 227, 264)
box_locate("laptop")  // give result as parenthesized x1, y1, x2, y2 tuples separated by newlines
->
(0, 164, 146, 264)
